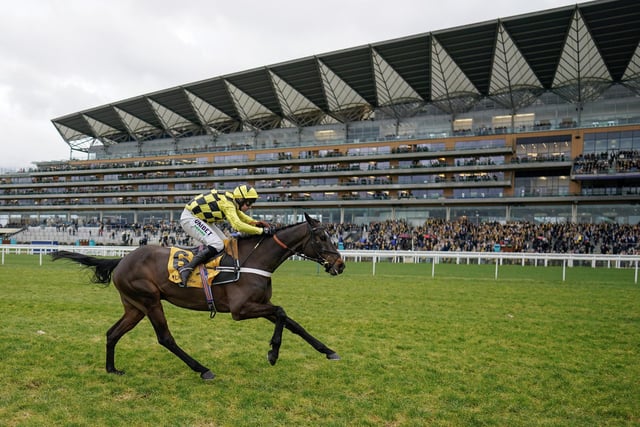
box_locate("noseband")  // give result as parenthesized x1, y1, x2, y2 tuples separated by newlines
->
(272, 223, 341, 271)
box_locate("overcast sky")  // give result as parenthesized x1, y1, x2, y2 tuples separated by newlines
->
(0, 0, 580, 171)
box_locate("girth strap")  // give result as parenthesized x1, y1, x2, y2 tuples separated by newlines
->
(197, 265, 270, 319)
(238, 267, 272, 277)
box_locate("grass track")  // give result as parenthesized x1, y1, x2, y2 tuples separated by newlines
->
(0, 254, 639, 426)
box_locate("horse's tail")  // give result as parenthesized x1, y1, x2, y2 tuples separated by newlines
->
(51, 250, 122, 285)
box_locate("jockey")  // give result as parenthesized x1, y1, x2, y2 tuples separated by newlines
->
(178, 184, 271, 286)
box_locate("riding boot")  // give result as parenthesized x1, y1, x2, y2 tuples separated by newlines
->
(178, 246, 218, 287)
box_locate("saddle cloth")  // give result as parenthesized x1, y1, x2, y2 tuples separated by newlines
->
(167, 239, 238, 288)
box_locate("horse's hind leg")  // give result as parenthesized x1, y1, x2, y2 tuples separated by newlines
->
(146, 303, 215, 380)
(106, 301, 145, 375)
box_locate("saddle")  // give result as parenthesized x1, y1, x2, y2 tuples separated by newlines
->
(167, 239, 239, 287)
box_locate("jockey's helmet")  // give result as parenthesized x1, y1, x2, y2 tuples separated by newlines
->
(232, 185, 259, 206)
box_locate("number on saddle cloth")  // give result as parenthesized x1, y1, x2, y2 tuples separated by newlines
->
(167, 239, 239, 286)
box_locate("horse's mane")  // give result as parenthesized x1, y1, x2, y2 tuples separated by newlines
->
(235, 222, 304, 240)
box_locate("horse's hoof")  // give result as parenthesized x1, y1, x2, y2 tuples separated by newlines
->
(267, 351, 278, 366)
(326, 352, 341, 361)
(200, 370, 215, 380)
(108, 369, 125, 376)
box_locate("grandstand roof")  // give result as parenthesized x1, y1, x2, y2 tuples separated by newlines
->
(52, 0, 640, 152)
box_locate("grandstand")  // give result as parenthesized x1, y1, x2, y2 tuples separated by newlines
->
(1, 0, 640, 238)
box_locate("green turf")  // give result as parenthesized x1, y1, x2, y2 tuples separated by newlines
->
(0, 254, 638, 426)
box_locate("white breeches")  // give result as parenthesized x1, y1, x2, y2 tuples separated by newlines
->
(180, 209, 225, 251)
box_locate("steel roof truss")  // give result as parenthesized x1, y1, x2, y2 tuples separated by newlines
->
(114, 107, 162, 142)
(225, 80, 281, 131)
(489, 23, 544, 111)
(147, 98, 198, 138)
(82, 114, 121, 146)
(185, 90, 240, 134)
(269, 70, 326, 127)
(372, 48, 423, 110)
(552, 7, 612, 103)
(621, 41, 640, 95)
(318, 59, 372, 122)
(430, 36, 480, 114)
(52, 122, 88, 144)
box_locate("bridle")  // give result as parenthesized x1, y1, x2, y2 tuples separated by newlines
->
(272, 223, 341, 272)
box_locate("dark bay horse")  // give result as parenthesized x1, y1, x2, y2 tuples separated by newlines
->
(51, 213, 345, 380)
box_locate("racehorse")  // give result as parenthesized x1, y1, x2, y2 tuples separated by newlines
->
(51, 213, 345, 380)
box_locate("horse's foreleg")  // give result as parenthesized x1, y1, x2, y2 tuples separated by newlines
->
(267, 307, 287, 366)
(106, 303, 145, 375)
(146, 304, 215, 380)
(263, 308, 340, 364)
(275, 316, 340, 360)
(230, 302, 286, 365)
(231, 303, 336, 366)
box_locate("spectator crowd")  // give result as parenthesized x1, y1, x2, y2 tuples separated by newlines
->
(331, 219, 639, 255)
(5, 217, 639, 255)
(573, 150, 640, 175)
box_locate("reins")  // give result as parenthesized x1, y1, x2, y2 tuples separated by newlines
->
(271, 224, 339, 270)
(233, 221, 340, 274)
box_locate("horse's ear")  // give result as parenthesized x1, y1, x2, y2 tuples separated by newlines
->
(304, 212, 317, 224)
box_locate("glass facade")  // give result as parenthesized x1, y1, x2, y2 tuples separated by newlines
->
(582, 130, 640, 154)
(514, 176, 571, 197)
(510, 204, 573, 223)
(515, 135, 571, 162)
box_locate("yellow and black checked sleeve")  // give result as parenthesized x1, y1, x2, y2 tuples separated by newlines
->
(185, 191, 225, 222)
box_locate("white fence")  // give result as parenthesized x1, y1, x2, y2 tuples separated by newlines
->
(339, 249, 640, 268)
(339, 249, 640, 282)
(0, 244, 134, 265)
(2, 244, 640, 283)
